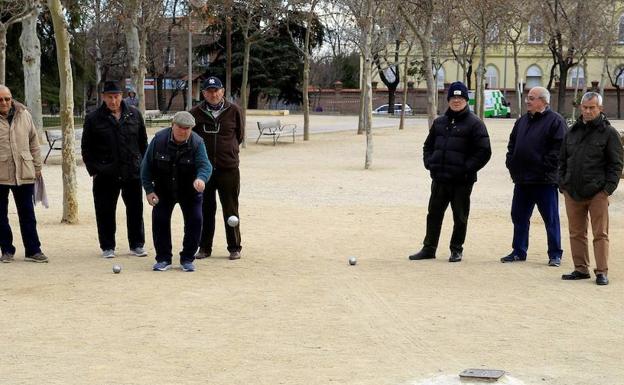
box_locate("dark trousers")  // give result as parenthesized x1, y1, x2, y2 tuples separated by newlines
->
(0, 184, 41, 256)
(200, 168, 242, 253)
(152, 192, 203, 264)
(423, 181, 473, 253)
(92, 175, 144, 251)
(511, 184, 562, 259)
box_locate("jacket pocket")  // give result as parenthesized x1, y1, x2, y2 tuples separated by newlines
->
(0, 154, 9, 181)
(20, 151, 35, 180)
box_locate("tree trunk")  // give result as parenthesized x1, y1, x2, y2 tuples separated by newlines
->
(557, 64, 569, 114)
(95, 0, 102, 105)
(0, 26, 7, 84)
(357, 54, 365, 135)
(137, 27, 147, 114)
(240, 39, 251, 148)
(225, 0, 233, 100)
(420, 37, 436, 127)
(477, 33, 487, 119)
(399, 44, 412, 131)
(48, 0, 78, 224)
(20, 10, 43, 141)
(512, 42, 520, 117)
(302, 12, 312, 141)
(363, 0, 374, 170)
(617, 87, 621, 119)
(124, 0, 141, 102)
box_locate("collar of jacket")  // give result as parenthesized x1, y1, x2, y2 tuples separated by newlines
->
(528, 106, 550, 120)
(199, 99, 231, 117)
(572, 112, 607, 132)
(444, 105, 470, 120)
(99, 99, 131, 117)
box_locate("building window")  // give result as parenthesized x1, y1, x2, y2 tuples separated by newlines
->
(436, 67, 445, 90)
(197, 53, 210, 67)
(528, 17, 544, 44)
(568, 66, 585, 88)
(163, 47, 176, 67)
(526, 65, 543, 88)
(619, 15, 624, 44)
(485, 65, 498, 89)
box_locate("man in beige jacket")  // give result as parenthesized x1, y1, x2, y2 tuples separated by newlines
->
(0, 85, 47, 263)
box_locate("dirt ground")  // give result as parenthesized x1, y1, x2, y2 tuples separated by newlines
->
(2, 116, 624, 385)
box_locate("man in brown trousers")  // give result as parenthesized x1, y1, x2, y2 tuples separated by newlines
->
(559, 92, 624, 285)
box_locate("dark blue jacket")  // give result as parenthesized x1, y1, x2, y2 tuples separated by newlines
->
(506, 108, 566, 184)
(423, 106, 492, 183)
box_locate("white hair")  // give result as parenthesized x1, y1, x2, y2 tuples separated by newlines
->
(581, 91, 603, 106)
(0, 84, 10, 93)
(530, 86, 550, 104)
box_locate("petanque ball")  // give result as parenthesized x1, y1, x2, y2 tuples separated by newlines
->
(227, 215, 239, 227)
(112, 264, 122, 274)
(348, 257, 357, 266)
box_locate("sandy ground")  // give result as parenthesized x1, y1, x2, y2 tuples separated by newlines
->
(2, 116, 624, 385)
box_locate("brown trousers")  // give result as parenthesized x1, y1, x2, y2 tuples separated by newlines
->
(563, 191, 610, 275)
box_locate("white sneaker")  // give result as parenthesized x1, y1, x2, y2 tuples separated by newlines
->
(102, 249, 115, 258)
(130, 247, 147, 257)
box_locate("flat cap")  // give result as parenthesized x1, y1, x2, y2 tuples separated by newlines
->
(172, 111, 196, 128)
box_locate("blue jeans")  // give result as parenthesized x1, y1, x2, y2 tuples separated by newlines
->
(0, 184, 42, 256)
(511, 184, 562, 260)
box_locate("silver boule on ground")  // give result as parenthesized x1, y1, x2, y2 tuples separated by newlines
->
(227, 215, 239, 227)
(112, 264, 122, 274)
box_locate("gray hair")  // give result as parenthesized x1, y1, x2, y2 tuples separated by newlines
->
(581, 91, 603, 106)
(530, 86, 550, 104)
(0, 84, 10, 94)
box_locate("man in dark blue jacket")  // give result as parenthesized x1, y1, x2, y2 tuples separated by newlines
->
(501, 86, 566, 266)
(141, 111, 212, 272)
(409, 82, 491, 262)
(81, 81, 148, 259)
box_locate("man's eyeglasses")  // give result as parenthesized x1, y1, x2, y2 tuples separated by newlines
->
(524, 96, 542, 102)
(0, 97, 12, 103)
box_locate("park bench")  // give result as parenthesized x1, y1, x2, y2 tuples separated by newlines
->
(256, 120, 297, 145)
(44, 128, 83, 164)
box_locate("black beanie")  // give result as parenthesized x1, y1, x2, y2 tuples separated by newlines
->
(447, 81, 469, 101)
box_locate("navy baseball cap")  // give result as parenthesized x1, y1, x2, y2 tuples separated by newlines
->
(202, 76, 223, 90)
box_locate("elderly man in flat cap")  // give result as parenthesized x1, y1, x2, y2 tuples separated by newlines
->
(141, 111, 212, 272)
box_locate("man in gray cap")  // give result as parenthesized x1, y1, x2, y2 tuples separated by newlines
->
(190, 76, 245, 260)
(141, 111, 212, 272)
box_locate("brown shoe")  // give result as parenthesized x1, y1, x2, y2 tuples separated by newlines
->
(25, 252, 48, 263)
(229, 251, 241, 260)
(0, 252, 14, 263)
(195, 248, 211, 259)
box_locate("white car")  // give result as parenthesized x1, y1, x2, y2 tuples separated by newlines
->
(372, 103, 413, 115)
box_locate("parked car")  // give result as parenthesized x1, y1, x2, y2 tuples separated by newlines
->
(372, 103, 413, 115)
(468, 90, 512, 118)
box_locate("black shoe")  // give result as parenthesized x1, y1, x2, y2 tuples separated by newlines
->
(409, 249, 435, 260)
(561, 270, 591, 280)
(449, 252, 462, 262)
(596, 274, 609, 286)
(500, 252, 526, 263)
(195, 248, 211, 259)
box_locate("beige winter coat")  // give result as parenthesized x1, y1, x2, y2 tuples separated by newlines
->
(0, 101, 42, 186)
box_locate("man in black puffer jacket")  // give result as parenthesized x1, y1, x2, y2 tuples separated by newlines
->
(409, 82, 491, 262)
(559, 92, 623, 286)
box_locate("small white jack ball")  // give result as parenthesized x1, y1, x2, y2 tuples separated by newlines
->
(112, 264, 122, 274)
(348, 257, 357, 266)
(227, 215, 239, 227)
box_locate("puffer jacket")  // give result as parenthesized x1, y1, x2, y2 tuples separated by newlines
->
(0, 101, 42, 186)
(559, 113, 624, 201)
(190, 99, 244, 170)
(423, 106, 492, 183)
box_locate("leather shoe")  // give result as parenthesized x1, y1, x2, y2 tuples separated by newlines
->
(500, 252, 526, 263)
(408, 249, 435, 260)
(596, 273, 609, 286)
(561, 270, 591, 280)
(195, 248, 211, 259)
(449, 252, 462, 262)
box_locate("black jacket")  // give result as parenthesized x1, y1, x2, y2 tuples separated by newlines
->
(82, 101, 148, 180)
(423, 106, 492, 183)
(559, 113, 624, 201)
(506, 108, 566, 184)
(190, 99, 244, 170)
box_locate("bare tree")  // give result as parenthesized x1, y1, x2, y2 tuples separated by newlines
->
(0, 0, 39, 84)
(47, 0, 78, 223)
(19, 0, 43, 139)
(606, 63, 624, 119)
(501, 0, 529, 117)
